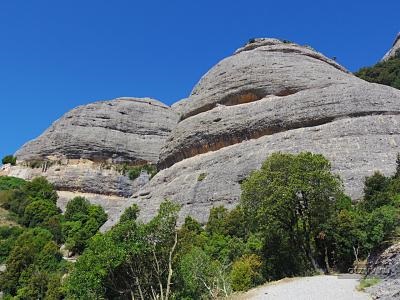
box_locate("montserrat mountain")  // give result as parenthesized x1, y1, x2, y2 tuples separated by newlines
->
(382, 32, 400, 61)
(3, 37, 400, 230)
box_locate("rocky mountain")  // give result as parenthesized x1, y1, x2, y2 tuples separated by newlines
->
(3, 38, 400, 230)
(2, 97, 179, 228)
(382, 32, 400, 61)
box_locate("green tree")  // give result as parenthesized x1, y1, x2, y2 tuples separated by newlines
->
(0, 228, 53, 295)
(66, 200, 180, 300)
(2, 177, 58, 223)
(62, 197, 107, 254)
(2, 155, 16, 166)
(119, 204, 140, 223)
(241, 152, 344, 278)
(22, 199, 60, 227)
(178, 247, 230, 299)
(0, 226, 25, 263)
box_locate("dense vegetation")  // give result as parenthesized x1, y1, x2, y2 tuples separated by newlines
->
(0, 177, 107, 298)
(0, 152, 399, 299)
(1, 156, 16, 166)
(65, 152, 399, 299)
(355, 49, 400, 89)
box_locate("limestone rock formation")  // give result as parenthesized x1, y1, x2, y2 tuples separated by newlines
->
(5, 97, 179, 229)
(8, 38, 400, 230)
(16, 97, 179, 164)
(134, 38, 400, 224)
(382, 32, 400, 61)
(367, 242, 400, 299)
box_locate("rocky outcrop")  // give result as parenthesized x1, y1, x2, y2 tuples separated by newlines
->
(136, 114, 400, 223)
(4, 159, 143, 197)
(8, 97, 179, 226)
(367, 242, 400, 299)
(16, 97, 179, 164)
(136, 38, 400, 224)
(10, 38, 400, 230)
(382, 33, 400, 61)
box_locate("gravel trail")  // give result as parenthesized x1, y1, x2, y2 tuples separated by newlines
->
(231, 275, 371, 300)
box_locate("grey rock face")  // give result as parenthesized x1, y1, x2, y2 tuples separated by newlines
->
(11, 38, 400, 233)
(16, 97, 179, 164)
(171, 38, 348, 122)
(140, 38, 400, 225)
(5, 161, 144, 197)
(367, 242, 400, 299)
(160, 82, 400, 169)
(160, 38, 371, 168)
(10, 97, 178, 225)
(382, 33, 400, 61)
(136, 115, 400, 224)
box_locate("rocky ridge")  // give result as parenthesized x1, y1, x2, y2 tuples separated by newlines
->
(136, 38, 400, 223)
(5, 38, 400, 230)
(382, 33, 400, 61)
(2, 97, 179, 229)
(16, 97, 179, 164)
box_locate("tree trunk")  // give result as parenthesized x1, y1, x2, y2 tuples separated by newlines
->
(165, 231, 178, 300)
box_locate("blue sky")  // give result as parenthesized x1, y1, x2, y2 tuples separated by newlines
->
(1, 0, 399, 157)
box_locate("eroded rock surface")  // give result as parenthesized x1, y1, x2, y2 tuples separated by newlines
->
(16, 97, 179, 164)
(10, 38, 400, 231)
(141, 38, 400, 224)
(367, 242, 400, 299)
(9, 97, 179, 224)
(136, 115, 400, 223)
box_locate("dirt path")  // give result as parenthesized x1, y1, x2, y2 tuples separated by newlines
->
(230, 275, 371, 300)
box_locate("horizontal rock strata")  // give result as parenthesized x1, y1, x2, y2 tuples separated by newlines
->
(16, 97, 179, 164)
(135, 114, 400, 224)
(160, 82, 400, 169)
(10, 38, 400, 230)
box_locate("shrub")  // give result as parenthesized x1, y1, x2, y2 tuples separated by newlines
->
(197, 173, 207, 181)
(126, 164, 157, 180)
(1, 155, 16, 166)
(1, 177, 58, 224)
(0, 226, 25, 263)
(230, 254, 263, 291)
(0, 176, 26, 191)
(62, 197, 107, 254)
(355, 56, 400, 90)
(22, 199, 60, 227)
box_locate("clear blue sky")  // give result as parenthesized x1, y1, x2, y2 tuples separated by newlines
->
(1, 0, 399, 157)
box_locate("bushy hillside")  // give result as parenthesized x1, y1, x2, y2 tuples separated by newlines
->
(355, 50, 400, 89)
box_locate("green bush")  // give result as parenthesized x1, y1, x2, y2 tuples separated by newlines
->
(22, 199, 60, 227)
(230, 254, 263, 291)
(197, 173, 207, 181)
(62, 197, 107, 254)
(1, 155, 16, 166)
(0, 226, 25, 263)
(1, 177, 58, 224)
(355, 56, 400, 90)
(0, 176, 26, 192)
(127, 164, 157, 180)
